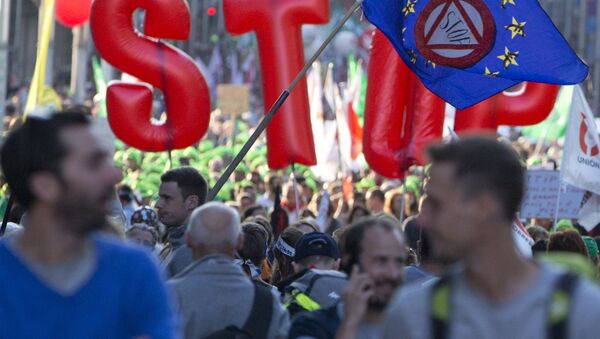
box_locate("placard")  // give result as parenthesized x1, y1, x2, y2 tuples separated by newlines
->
(217, 84, 249, 116)
(520, 170, 585, 219)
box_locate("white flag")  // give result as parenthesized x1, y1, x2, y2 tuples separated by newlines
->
(578, 192, 600, 231)
(308, 63, 338, 182)
(561, 86, 600, 195)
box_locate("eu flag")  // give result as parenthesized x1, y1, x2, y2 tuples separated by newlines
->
(362, 0, 588, 109)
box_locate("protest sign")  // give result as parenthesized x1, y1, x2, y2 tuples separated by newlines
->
(520, 170, 584, 219)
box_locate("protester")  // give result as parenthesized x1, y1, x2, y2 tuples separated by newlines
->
(382, 137, 600, 339)
(365, 188, 385, 214)
(527, 225, 550, 243)
(156, 166, 208, 278)
(126, 223, 159, 252)
(117, 184, 137, 225)
(0, 111, 177, 337)
(348, 205, 370, 225)
(237, 222, 269, 282)
(130, 205, 161, 230)
(289, 217, 407, 338)
(270, 227, 305, 286)
(548, 229, 589, 258)
(168, 202, 289, 338)
(278, 232, 347, 317)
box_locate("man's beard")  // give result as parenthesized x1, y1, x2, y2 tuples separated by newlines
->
(368, 278, 402, 311)
(55, 185, 113, 236)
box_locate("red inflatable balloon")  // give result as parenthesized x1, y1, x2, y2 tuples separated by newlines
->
(454, 82, 560, 133)
(364, 30, 445, 179)
(56, 0, 92, 27)
(223, 0, 329, 169)
(90, 0, 210, 152)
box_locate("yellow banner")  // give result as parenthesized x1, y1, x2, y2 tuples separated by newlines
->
(24, 0, 56, 118)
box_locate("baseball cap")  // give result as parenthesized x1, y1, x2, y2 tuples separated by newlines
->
(294, 232, 340, 262)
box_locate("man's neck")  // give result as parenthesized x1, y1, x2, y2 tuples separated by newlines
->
(191, 247, 236, 261)
(16, 206, 88, 264)
(464, 229, 538, 303)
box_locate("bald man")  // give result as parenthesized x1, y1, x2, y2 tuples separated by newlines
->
(168, 202, 290, 339)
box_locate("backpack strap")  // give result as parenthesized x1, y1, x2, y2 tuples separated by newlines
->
(243, 281, 274, 338)
(430, 275, 452, 339)
(548, 273, 578, 339)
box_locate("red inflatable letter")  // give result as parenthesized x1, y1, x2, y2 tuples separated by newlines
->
(454, 82, 560, 133)
(56, 0, 92, 27)
(223, 0, 329, 169)
(91, 0, 210, 152)
(364, 30, 445, 179)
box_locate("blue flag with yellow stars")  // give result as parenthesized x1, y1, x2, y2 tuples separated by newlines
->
(362, 0, 588, 109)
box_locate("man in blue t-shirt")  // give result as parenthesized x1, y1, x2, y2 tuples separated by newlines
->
(0, 110, 178, 338)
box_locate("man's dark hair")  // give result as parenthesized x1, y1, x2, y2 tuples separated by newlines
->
(402, 216, 421, 252)
(339, 217, 398, 275)
(548, 230, 589, 258)
(239, 222, 268, 267)
(1, 111, 91, 208)
(367, 188, 385, 203)
(245, 215, 274, 245)
(427, 137, 524, 222)
(242, 205, 265, 221)
(160, 167, 207, 204)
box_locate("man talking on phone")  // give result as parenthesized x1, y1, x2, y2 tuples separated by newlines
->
(289, 217, 407, 339)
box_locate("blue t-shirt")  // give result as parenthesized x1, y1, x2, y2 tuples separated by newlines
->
(0, 234, 178, 339)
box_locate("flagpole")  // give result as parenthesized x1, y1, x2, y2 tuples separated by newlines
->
(399, 175, 407, 223)
(291, 163, 301, 222)
(552, 174, 562, 232)
(208, 0, 364, 201)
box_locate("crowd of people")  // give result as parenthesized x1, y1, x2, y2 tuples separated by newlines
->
(0, 108, 599, 339)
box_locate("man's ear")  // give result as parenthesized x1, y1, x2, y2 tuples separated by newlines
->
(333, 258, 341, 271)
(474, 192, 505, 225)
(29, 172, 60, 204)
(185, 195, 200, 210)
(236, 232, 245, 251)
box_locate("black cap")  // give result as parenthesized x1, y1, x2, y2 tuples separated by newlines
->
(294, 232, 340, 262)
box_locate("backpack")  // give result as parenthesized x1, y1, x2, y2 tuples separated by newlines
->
(430, 272, 578, 339)
(203, 282, 274, 339)
(283, 269, 347, 317)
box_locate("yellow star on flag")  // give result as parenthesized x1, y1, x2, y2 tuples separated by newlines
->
(426, 60, 436, 68)
(484, 67, 500, 77)
(498, 47, 519, 69)
(403, 0, 417, 16)
(501, 0, 516, 9)
(505, 17, 526, 39)
(408, 50, 417, 64)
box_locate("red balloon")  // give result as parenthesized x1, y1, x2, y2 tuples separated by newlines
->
(223, 0, 329, 169)
(454, 82, 560, 133)
(364, 30, 445, 179)
(56, 0, 92, 27)
(90, 0, 211, 152)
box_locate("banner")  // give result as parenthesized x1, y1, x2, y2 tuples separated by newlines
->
(561, 86, 600, 195)
(24, 0, 56, 117)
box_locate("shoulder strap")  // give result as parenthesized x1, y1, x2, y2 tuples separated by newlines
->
(548, 273, 578, 339)
(430, 275, 452, 339)
(243, 281, 274, 338)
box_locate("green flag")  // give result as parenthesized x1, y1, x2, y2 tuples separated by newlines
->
(522, 86, 574, 142)
(92, 56, 108, 118)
